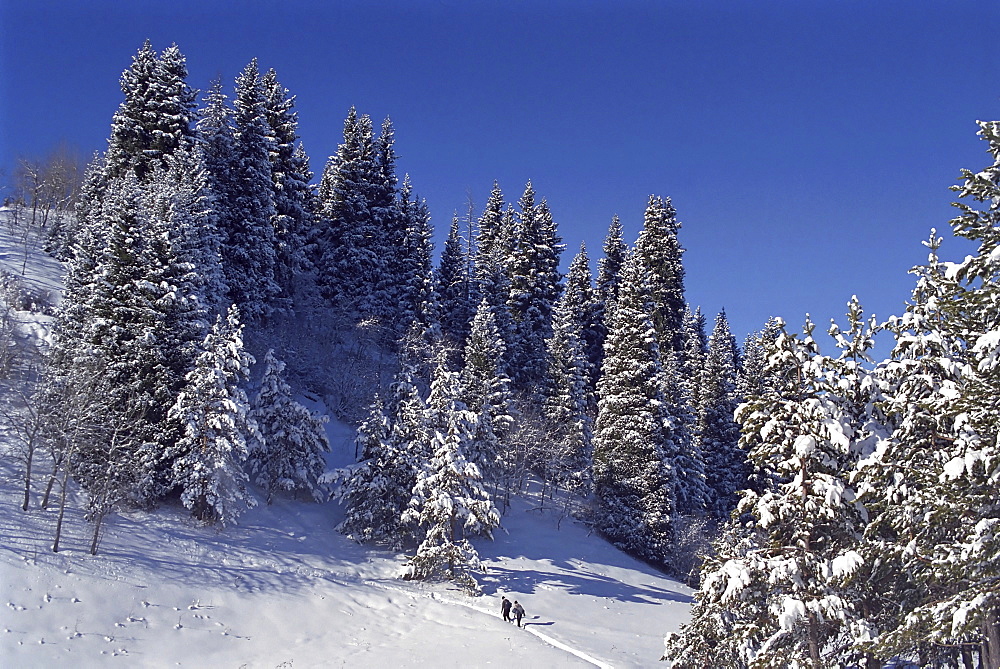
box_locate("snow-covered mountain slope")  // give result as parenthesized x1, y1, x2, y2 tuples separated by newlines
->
(0, 211, 693, 667)
(1, 443, 693, 668)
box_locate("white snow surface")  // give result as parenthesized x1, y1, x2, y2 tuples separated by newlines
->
(0, 436, 693, 668)
(0, 214, 693, 667)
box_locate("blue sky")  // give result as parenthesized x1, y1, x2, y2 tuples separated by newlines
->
(2, 0, 998, 350)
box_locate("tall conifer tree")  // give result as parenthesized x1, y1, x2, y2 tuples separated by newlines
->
(698, 310, 745, 518)
(506, 183, 563, 392)
(593, 251, 675, 565)
(224, 59, 279, 322)
(168, 307, 260, 525)
(636, 195, 686, 355)
(262, 68, 315, 311)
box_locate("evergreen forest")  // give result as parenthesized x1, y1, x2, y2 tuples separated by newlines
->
(5, 42, 1000, 668)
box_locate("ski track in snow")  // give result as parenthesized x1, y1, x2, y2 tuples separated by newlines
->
(332, 574, 613, 669)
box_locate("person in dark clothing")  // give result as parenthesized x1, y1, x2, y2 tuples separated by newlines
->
(501, 596, 512, 622)
(512, 600, 525, 628)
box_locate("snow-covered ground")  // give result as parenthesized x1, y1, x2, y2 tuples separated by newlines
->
(0, 213, 693, 667)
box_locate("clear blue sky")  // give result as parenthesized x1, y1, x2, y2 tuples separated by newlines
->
(2, 0, 998, 351)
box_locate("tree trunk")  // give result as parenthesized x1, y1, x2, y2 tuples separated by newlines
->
(41, 456, 61, 509)
(807, 610, 821, 669)
(90, 512, 104, 556)
(21, 442, 35, 511)
(961, 645, 976, 669)
(51, 468, 70, 553)
(983, 612, 1000, 669)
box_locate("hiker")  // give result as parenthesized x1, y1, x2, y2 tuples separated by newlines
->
(501, 596, 512, 622)
(512, 600, 525, 628)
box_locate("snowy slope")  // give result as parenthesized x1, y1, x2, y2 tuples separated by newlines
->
(0, 213, 693, 668)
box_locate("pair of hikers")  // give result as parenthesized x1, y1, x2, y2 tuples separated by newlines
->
(500, 596, 525, 627)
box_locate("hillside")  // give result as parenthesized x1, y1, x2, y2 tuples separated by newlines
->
(0, 214, 693, 667)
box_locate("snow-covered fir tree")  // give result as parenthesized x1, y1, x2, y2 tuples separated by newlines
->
(636, 195, 686, 355)
(370, 116, 409, 325)
(168, 306, 260, 525)
(249, 350, 330, 503)
(261, 67, 315, 312)
(315, 108, 392, 322)
(854, 121, 1000, 667)
(737, 316, 782, 402)
(437, 213, 475, 357)
(395, 176, 438, 337)
(403, 356, 500, 592)
(592, 250, 676, 566)
(542, 245, 597, 495)
(680, 306, 708, 412)
(560, 243, 601, 395)
(43, 44, 212, 507)
(592, 214, 628, 377)
(221, 59, 279, 322)
(474, 181, 511, 273)
(197, 76, 237, 246)
(473, 184, 516, 374)
(460, 298, 514, 488)
(666, 314, 881, 668)
(506, 182, 563, 393)
(697, 309, 746, 519)
(661, 347, 709, 519)
(104, 41, 197, 183)
(338, 355, 429, 548)
(51, 170, 188, 503)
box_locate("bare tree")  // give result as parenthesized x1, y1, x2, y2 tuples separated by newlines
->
(36, 361, 117, 553)
(5, 145, 83, 273)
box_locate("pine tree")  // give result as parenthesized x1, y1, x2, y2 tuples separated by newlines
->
(338, 358, 428, 548)
(737, 317, 782, 402)
(249, 350, 330, 503)
(698, 309, 746, 519)
(542, 246, 596, 494)
(58, 152, 108, 262)
(198, 76, 237, 236)
(635, 195, 686, 355)
(262, 68, 315, 312)
(592, 251, 675, 565)
(131, 147, 228, 491)
(855, 121, 1000, 666)
(662, 346, 709, 518)
(168, 306, 260, 525)
(461, 298, 514, 486)
(474, 181, 510, 268)
(561, 244, 601, 394)
(316, 108, 384, 319)
(223, 59, 279, 322)
(104, 41, 197, 182)
(685, 317, 873, 668)
(337, 396, 404, 546)
(593, 215, 627, 376)
(680, 306, 708, 410)
(506, 182, 563, 392)
(403, 357, 499, 592)
(437, 213, 474, 356)
(67, 170, 185, 502)
(473, 185, 516, 375)
(596, 215, 627, 307)
(396, 176, 438, 337)
(143, 146, 226, 343)
(667, 312, 882, 668)
(372, 117, 407, 323)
